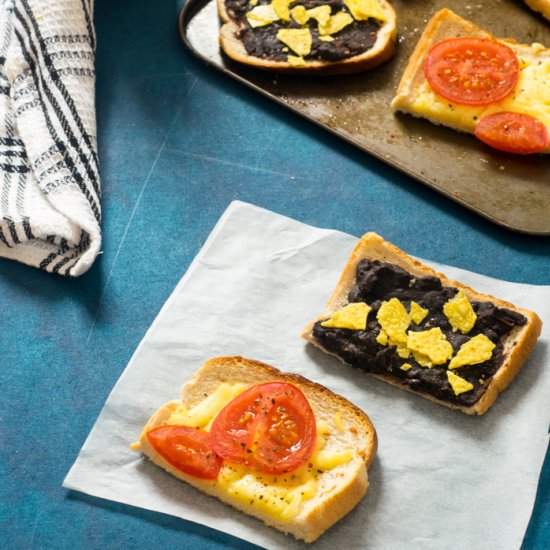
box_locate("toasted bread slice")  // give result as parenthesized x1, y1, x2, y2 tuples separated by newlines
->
(302, 233, 542, 415)
(217, 0, 397, 75)
(391, 9, 550, 153)
(132, 356, 377, 542)
(524, 0, 550, 22)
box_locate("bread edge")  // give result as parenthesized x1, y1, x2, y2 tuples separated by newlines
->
(524, 0, 550, 22)
(133, 356, 377, 542)
(301, 232, 543, 415)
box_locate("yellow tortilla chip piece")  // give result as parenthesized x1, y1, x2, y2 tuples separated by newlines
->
(377, 298, 410, 346)
(449, 334, 496, 370)
(446, 370, 474, 395)
(344, 0, 387, 22)
(246, 4, 280, 27)
(306, 5, 331, 27)
(321, 302, 372, 330)
(272, 0, 293, 21)
(319, 11, 353, 36)
(409, 301, 428, 325)
(407, 328, 453, 366)
(444, 291, 477, 334)
(290, 5, 308, 25)
(276, 28, 313, 57)
(287, 55, 307, 66)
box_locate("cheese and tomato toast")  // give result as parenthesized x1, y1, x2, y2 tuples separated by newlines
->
(392, 9, 550, 155)
(302, 233, 542, 415)
(217, 0, 397, 75)
(132, 356, 377, 543)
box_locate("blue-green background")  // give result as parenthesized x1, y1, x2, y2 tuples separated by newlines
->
(1, 1, 548, 548)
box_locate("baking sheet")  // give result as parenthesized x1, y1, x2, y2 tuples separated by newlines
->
(179, 0, 550, 235)
(64, 201, 550, 550)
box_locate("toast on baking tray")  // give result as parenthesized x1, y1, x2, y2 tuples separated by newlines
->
(217, 0, 397, 74)
(392, 9, 550, 154)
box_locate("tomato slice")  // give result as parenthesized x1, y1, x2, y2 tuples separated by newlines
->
(424, 37, 519, 106)
(210, 382, 317, 475)
(474, 112, 549, 154)
(147, 425, 223, 480)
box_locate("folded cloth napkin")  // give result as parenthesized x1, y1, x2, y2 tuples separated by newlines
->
(0, 0, 101, 276)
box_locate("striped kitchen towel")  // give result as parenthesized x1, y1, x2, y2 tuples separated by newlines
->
(0, 0, 101, 276)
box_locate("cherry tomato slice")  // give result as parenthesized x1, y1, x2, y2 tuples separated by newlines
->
(424, 37, 519, 106)
(474, 112, 549, 154)
(147, 425, 223, 480)
(210, 382, 317, 475)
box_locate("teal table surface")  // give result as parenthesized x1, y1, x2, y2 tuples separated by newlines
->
(1, 1, 548, 548)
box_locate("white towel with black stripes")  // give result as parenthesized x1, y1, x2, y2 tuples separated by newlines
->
(0, 0, 100, 276)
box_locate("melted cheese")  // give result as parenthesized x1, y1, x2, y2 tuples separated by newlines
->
(321, 302, 371, 330)
(449, 334, 496, 370)
(410, 50, 550, 136)
(446, 370, 474, 395)
(276, 28, 313, 57)
(444, 291, 477, 334)
(344, 0, 387, 22)
(167, 382, 248, 429)
(164, 382, 357, 522)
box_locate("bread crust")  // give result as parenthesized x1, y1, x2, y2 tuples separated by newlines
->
(391, 9, 550, 153)
(216, 0, 397, 75)
(524, 0, 550, 22)
(302, 232, 542, 415)
(134, 356, 377, 542)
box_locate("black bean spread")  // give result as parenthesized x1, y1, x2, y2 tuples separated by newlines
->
(225, 0, 383, 63)
(312, 260, 527, 407)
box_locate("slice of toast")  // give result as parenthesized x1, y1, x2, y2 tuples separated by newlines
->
(217, 0, 397, 75)
(302, 233, 542, 415)
(391, 9, 550, 153)
(132, 356, 377, 542)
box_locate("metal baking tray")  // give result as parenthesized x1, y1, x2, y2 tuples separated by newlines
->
(179, 0, 550, 234)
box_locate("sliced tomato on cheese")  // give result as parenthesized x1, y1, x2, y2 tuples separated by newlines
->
(424, 37, 519, 106)
(147, 425, 223, 479)
(210, 381, 317, 475)
(474, 112, 549, 154)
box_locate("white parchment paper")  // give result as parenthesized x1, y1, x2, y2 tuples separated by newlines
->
(64, 201, 550, 550)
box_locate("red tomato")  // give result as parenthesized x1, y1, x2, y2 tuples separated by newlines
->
(210, 382, 317, 475)
(424, 37, 519, 106)
(474, 112, 549, 154)
(147, 425, 223, 480)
